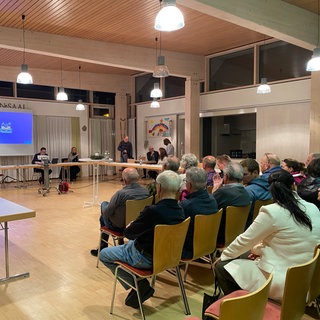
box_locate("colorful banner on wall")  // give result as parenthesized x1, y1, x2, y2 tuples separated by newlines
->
(147, 117, 172, 138)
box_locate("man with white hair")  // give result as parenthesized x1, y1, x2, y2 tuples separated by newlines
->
(213, 162, 251, 245)
(99, 170, 185, 309)
(181, 167, 218, 259)
(90, 167, 149, 256)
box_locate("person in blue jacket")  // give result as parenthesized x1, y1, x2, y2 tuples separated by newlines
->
(240, 158, 272, 228)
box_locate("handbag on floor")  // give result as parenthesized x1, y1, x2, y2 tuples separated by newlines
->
(202, 278, 221, 320)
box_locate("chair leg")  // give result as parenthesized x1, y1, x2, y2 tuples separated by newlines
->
(183, 262, 189, 282)
(96, 232, 103, 268)
(110, 265, 119, 314)
(175, 266, 191, 315)
(133, 277, 146, 320)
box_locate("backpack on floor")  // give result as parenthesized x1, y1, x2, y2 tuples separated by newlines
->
(59, 181, 69, 193)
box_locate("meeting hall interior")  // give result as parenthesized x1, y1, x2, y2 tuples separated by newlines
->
(0, 1, 320, 319)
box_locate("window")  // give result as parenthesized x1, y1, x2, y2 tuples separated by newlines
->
(135, 74, 156, 103)
(90, 105, 114, 119)
(209, 48, 254, 91)
(17, 83, 55, 100)
(65, 88, 89, 103)
(259, 41, 311, 81)
(0, 81, 14, 97)
(93, 91, 115, 104)
(164, 76, 185, 98)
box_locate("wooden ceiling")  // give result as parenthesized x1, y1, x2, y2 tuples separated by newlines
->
(0, 0, 316, 76)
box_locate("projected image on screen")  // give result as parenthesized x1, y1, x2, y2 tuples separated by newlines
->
(0, 112, 32, 144)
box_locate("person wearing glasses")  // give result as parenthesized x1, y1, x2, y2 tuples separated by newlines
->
(260, 153, 281, 180)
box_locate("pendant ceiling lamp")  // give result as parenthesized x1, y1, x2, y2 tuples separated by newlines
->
(155, 0, 185, 32)
(150, 99, 160, 108)
(257, 77, 271, 94)
(257, 37, 271, 94)
(17, 15, 33, 84)
(56, 59, 68, 101)
(153, 36, 169, 78)
(307, 0, 320, 71)
(150, 82, 163, 98)
(76, 66, 85, 111)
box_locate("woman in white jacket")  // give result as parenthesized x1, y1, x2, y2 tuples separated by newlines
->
(215, 169, 320, 302)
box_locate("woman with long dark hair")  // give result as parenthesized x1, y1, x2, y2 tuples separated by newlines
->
(215, 169, 320, 302)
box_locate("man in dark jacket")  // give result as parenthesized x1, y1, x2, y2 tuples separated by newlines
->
(180, 167, 218, 259)
(99, 170, 185, 308)
(117, 136, 133, 162)
(213, 162, 251, 245)
(90, 167, 149, 256)
(240, 158, 272, 227)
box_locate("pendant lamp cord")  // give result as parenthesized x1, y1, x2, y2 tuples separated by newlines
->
(60, 59, 63, 87)
(22, 14, 26, 64)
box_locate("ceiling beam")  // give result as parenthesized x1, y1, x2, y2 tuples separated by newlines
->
(0, 26, 205, 79)
(181, 0, 317, 50)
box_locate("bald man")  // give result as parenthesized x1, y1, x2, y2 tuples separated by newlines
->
(90, 167, 149, 256)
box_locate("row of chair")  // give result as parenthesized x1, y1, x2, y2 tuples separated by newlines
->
(97, 196, 274, 319)
(190, 243, 320, 320)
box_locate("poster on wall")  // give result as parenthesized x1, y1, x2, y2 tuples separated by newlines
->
(148, 117, 173, 138)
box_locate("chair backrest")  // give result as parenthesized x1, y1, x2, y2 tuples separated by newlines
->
(225, 204, 251, 247)
(125, 195, 153, 225)
(308, 243, 320, 304)
(252, 199, 273, 221)
(153, 217, 190, 274)
(192, 209, 222, 259)
(206, 185, 213, 194)
(280, 246, 320, 320)
(154, 193, 160, 204)
(218, 274, 273, 320)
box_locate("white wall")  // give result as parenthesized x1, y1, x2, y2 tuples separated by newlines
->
(136, 79, 311, 163)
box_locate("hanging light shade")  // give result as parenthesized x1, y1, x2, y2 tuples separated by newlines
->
(306, 0, 320, 71)
(155, 0, 185, 32)
(17, 15, 33, 84)
(306, 47, 320, 71)
(56, 87, 68, 101)
(76, 99, 85, 111)
(150, 82, 163, 98)
(257, 78, 271, 94)
(56, 59, 68, 101)
(153, 55, 169, 78)
(75, 66, 85, 111)
(17, 64, 33, 84)
(150, 99, 160, 108)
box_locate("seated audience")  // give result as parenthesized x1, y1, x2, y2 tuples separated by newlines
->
(181, 167, 218, 259)
(215, 170, 320, 302)
(212, 154, 231, 191)
(147, 155, 180, 198)
(179, 153, 199, 197)
(143, 145, 159, 180)
(212, 162, 251, 245)
(297, 158, 320, 208)
(281, 158, 306, 185)
(99, 170, 185, 308)
(202, 155, 217, 187)
(32, 147, 52, 184)
(90, 168, 149, 257)
(305, 152, 320, 167)
(240, 158, 272, 227)
(260, 152, 281, 180)
(158, 147, 168, 165)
